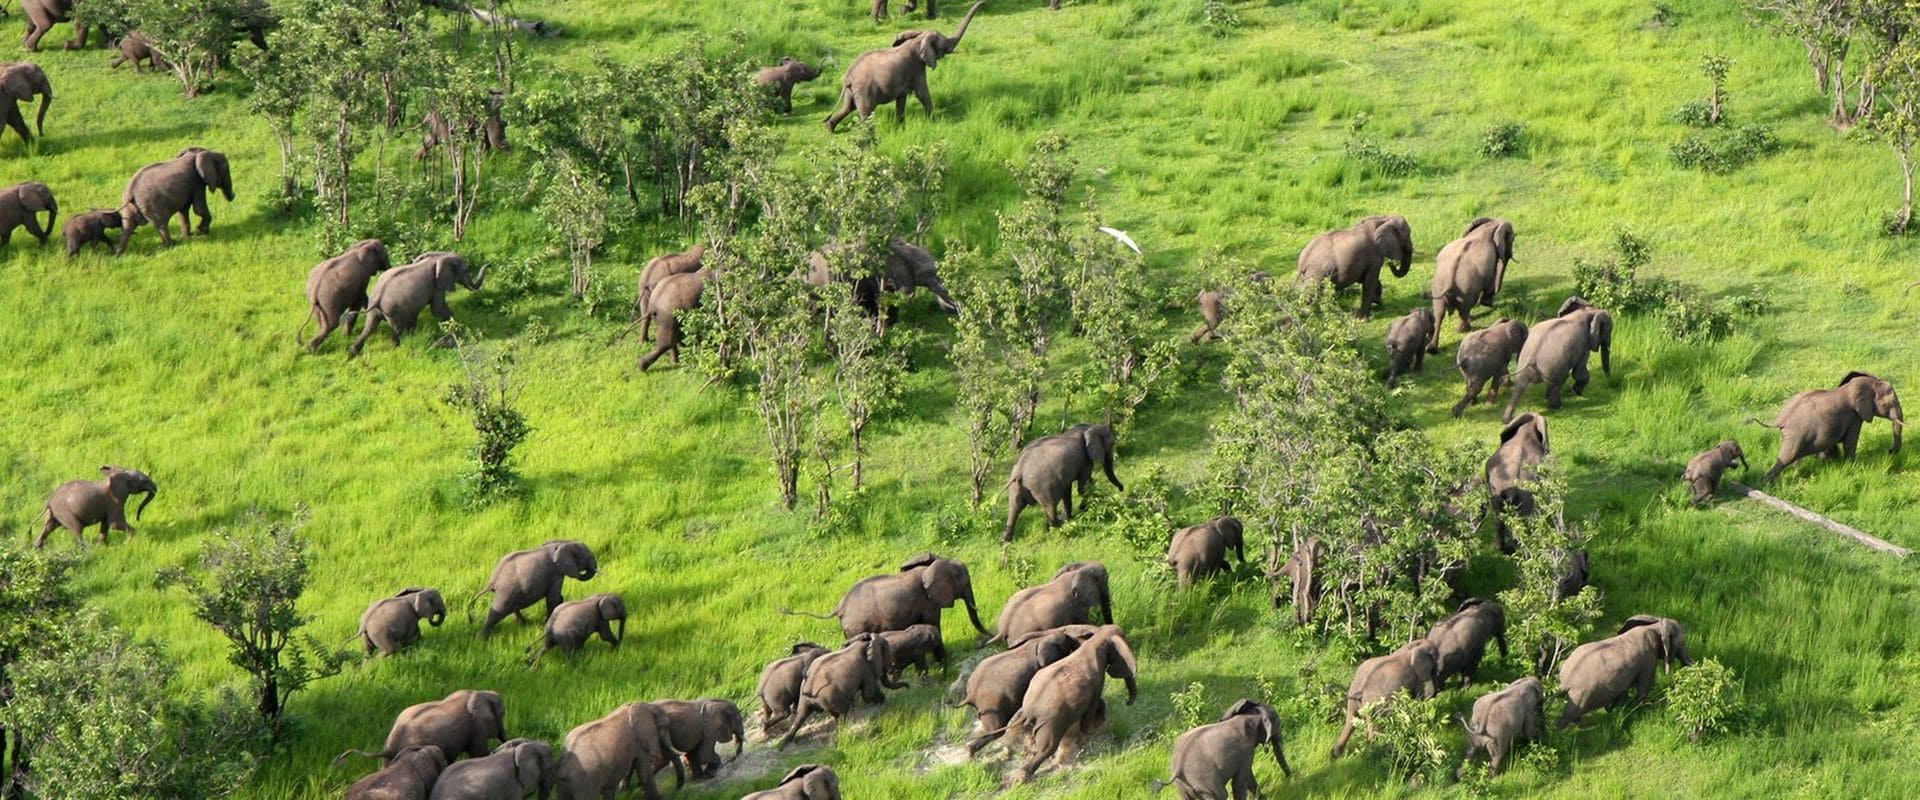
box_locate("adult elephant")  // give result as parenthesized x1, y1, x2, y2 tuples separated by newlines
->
(34, 465, 155, 549)
(554, 702, 680, 800)
(1503, 297, 1612, 421)
(116, 147, 234, 252)
(1428, 217, 1515, 348)
(469, 540, 598, 638)
(1166, 515, 1246, 589)
(1295, 214, 1413, 318)
(1003, 423, 1123, 542)
(757, 642, 830, 734)
(637, 269, 710, 372)
(998, 624, 1138, 783)
(1486, 413, 1548, 554)
(1157, 699, 1292, 799)
(428, 738, 552, 800)
(872, 0, 935, 23)
(0, 181, 56, 246)
(348, 252, 488, 358)
(636, 243, 705, 336)
(1558, 615, 1692, 728)
(825, 2, 984, 132)
(775, 633, 907, 749)
(1451, 318, 1527, 417)
(1330, 639, 1439, 758)
(806, 239, 960, 321)
(300, 239, 391, 352)
(741, 765, 840, 800)
(22, 0, 103, 51)
(651, 698, 744, 780)
(948, 626, 1094, 756)
(1425, 597, 1507, 688)
(335, 689, 508, 766)
(0, 62, 52, 146)
(1757, 371, 1904, 482)
(1269, 537, 1324, 626)
(791, 552, 990, 638)
(989, 562, 1112, 645)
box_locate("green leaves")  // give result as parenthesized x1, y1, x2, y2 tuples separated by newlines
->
(1668, 658, 1751, 743)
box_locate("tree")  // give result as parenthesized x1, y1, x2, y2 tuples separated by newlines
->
(635, 35, 765, 218)
(444, 327, 533, 502)
(1865, 2, 1920, 233)
(0, 545, 80, 800)
(1701, 53, 1735, 124)
(1495, 472, 1603, 676)
(422, 58, 502, 240)
(128, 0, 252, 97)
(155, 510, 349, 734)
(997, 134, 1078, 448)
(234, 45, 309, 211)
(537, 151, 612, 301)
(1745, 0, 1865, 123)
(950, 267, 1024, 508)
(1065, 210, 1179, 429)
(822, 287, 904, 490)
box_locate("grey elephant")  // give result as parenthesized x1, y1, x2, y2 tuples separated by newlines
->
(415, 90, 508, 158)
(1330, 638, 1439, 758)
(1558, 615, 1692, 728)
(1503, 297, 1613, 421)
(116, 147, 233, 252)
(1552, 549, 1590, 603)
(775, 633, 908, 749)
(873, 0, 934, 22)
(33, 465, 155, 548)
(0, 62, 51, 146)
(356, 587, 448, 656)
(758, 642, 831, 734)
(1683, 440, 1748, 505)
(949, 626, 1095, 755)
(989, 561, 1112, 645)
(301, 239, 392, 352)
(740, 764, 841, 800)
(1167, 516, 1245, 589)
(877, 623, 948, 680)
(429, 738, 552, 800)
(1190, 289, 1225, 343)
(554, 701, 681, 800)
(637, 269, 710, 372)
(636, 243, 706, 335)
(1457, 676, 1543, 776)
(1003, 423, 1123, 541)
(348, 252, 488, 358)
(824, 2, 984, 131)
(756, 58, 821, 113)
(527, 593, 627, 665)
(1429, 217, 1516, 345)
(653, 698, 744, 779)
(1295, 214, 1413, 318)
(805, 239, 960, 322)
(109, 32, 167, 72)
(1268, 537, 1324, 627)
(470, 540, 598, 638)
(1451, 318, 1527, 417)
(1425, 597, 1507, 688)
(335, 689, 508, 766)
(22, 0, 103, 51)
(1384, 306, 1435, 387)
(345, 744, 447, 800)
(791, 552, 990, 638)
(1486, 413, 1548, 554)
(997, 624, 1138, 783)
(1156, 699, 1292, 799)
(1757, 371, 1904, 482)
(0, 180, 55, 245)
(62, 208, 120, 256)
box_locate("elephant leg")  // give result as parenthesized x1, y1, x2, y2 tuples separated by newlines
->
(776, 697, 814, 750)
(191, 192, 213, 234)
(825, 91, 856, 132)
(308, 312, 339, 352)
(151, 213, 176, 247)
(347, 311, 384, 358)
(1330, 714, 1356, 758)
(1457, 303, 1474, 332)
(855, 92, 877, 121)
(1490, 741, 1508, 775)
(1556, 701, 1584, 729)
(894, 95, 907, 123)
(1453, 375, 1486, 417)
(1003, 485, 1031, 542)
(1571, 361, 1591, 396)
(1544, 381, 1564, 410)
(966, 711, 1008, 755)
(915, 80, 934, 118)
(32, 515, 58, 548)
(1, 105, 28, 144)
(1357, 272, 1379, 318)
(65, 23, 87, 49)
(1059, 489, 1075, 523)
(23, 23, 45, 51)
(1843, 423, 1863, 459)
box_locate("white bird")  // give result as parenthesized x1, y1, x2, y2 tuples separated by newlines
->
(1098, 226, 1142, 254)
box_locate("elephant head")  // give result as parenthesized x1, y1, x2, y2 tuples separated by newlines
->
(11, 181, 56, 235)
(1618, 615, 1693, 670)
(465, 690, 507, 749)
(774, 764, 841, 799)
(850, 632, 893, 682)
(428, 252, 488, 293)
(181, 147, 234, 202)
(1010, 629, 1086, 669)
(1055, 561, 1113, 624)
(901, 553, 990, 636)
(1363, 214, 1414, 278)
(700, 698, 746, 759)
(1586, 309, 1613, 376)
(499, 739, 554, 798)
(1, 63, 52, 138)
(542, 540, 597, 580)
(886, 239, 959, 313)
(1221, 699, 1292, 778)
(1091, 625, 1140, 704)
(1499, 413, 1549, 451)
(1070, 423, 1124, 491)
(400, 587, 447, 626)
(101, 465, 156, 520)
(1214, 517, 1247, 564)
(1839, 372, 1904, 452)
(1404, 639, 1440, 699)
(1464, 216, 1516, 291)
(893, 2, 984, 67)
(596, 593, 628, 645)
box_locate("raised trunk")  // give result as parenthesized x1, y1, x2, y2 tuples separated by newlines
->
(948, 1, 984, 48)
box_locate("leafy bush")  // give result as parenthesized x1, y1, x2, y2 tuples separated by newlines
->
(1671, 99, 1716, 128)
(1494, 472, 1604, 676)
(1669, 125, 1780, 173)
(1172, 682, 1212, 730)
(1571, 227, 1672, 314)
(1480, 120, 1528, 158)
(1347, 136, 1419, 177)
(444, 329, 534, 504)
(1659, 291, 1736, 342)
(1078, 463, 1179, 567)
(1668, 658, 1750, 742)
(1366, 695, 1452, 785)
(1203, 0, 1242, 37)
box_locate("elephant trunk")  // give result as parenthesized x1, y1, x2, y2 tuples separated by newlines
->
(1098, 586, 1113, 626)
(962, 589, 989, 637)
(1392, 241, 1412, 278)
(133, 489, 154, 521)
(43, 195, 56, 239)
(468, 263, 490, 291)
(1272, 739, 1293, 779)
(948, 1, 984, 50)
(1600, 343, 1612, 377)
(730, 714, 745, 759)
(1101, 450, 1123, 492)
(615, 616, 626, 645)
(35, 89, 50, 138)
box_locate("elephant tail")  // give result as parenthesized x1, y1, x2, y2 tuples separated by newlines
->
(1148, 778, 1171, 795)
(331, 748, 387, 768)
(1744, 416, 1781, 430)
(295, 302, 320, 346)
(779, 606, 838, 621)
(465, 586, 494, 623)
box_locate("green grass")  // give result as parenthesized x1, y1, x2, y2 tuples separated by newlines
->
(4, 0, 1920, 797)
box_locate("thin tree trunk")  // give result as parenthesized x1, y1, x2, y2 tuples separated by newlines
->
(1903, 145, 1915, 235)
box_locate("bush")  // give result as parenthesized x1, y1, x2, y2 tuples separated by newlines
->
(1479, 120, 1528, 158)
(1171, 682, 1211, 730)
(1668, 658, 1750, 742)
(1203, 0, 1242, 37)
(1669, 125, 1780, 173)
(1658, 291, 1736, 342)
(1671, 99, 1716, 128)
(1366, 694, 1452, 785)
(444, 328, 534, 504)
(1347, 136, 1419, 178)
(1570, 227, 1672, 314)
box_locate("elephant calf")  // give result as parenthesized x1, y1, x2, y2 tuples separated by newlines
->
(653, 698, 745, 779)
(1166, 515, 1246, 589)
(1268, 537, 1324, 626)
(1458, 677, 1544, 776)
(356, 587, 448, 656)
(35, 465, 156, 548)
(528, 593, 627, 665)
(0, 180, 57, 247)
(1384, 306, 1435, 387)
(1331, 638, 1439, 759)
(344, 744, 447, 800)
(1157, 700, 1292, 799)
(776, 633, 906, 749)
(110, 32, 166, 72)
(1559, 615, 1692, 728)
(1452, 318, 1527, 417)
(1190, 289, 1225, 343)
(1424, 597, 1507, 688)
(349, 252, 488, 358)
(62, 209, 121, 257)
(471, 539, 598, 638)
(755, 57, 821, 113)
(741, 764, 840, 800)
(429, 738, 552, 800)
(1683, 440, 1748, 505)
(950, 626, 1095, 756)
(876, 623, 947, 680)
(1486, 413, 1549, 554)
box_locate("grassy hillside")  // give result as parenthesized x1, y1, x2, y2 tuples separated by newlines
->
(3, 0, 1919, 797)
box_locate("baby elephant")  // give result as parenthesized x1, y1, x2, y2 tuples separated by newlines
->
(63, 209, 123, 256)
(1452, 318, 1528, 417)
(34, 465, 156, 548)
(1385, 306, 1436, 387)
(876, 623, 948, 681)
(1683, 440, 1748, 506)
(1157, 699, 1292, 799)
(755, 57, 821, 113)
(1166, 515, 1246, 589)
(1457, 676, 1543, 776)
(355, 588, 448, 656)
(758, 642, 831, 735)
(741, 764, 840, 800)
(527, 593, 627, 665)
(344, 744, 448, 800)
(110, 32, 167, 72)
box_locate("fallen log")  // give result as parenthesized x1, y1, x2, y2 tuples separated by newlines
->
(1728, 482, 1912, 558)
(427, 0, 561, 37)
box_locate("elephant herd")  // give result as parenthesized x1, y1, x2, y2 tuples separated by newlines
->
(1, 146, 235, 257)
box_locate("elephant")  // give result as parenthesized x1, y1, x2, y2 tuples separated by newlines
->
(805, 239, 960, 322)
(0, 62, 51, 148)
(1428, 217, 1516, 345)
(1295, 215, 1413, 318)
(1457, 677, 1543, 776)
(356, 588, 448, 656)
(775, 633, 908, 749)
(1757, 371, 1905, 482)
(996, 624, 1139, 783)
(1384, 306, 1435, 387)
(21, 0, 103, 51)
(1451, 318, 1528, 417)
(33, 465, 155, 548)
(1330, 639, 1439, 758)
(757, 642, 831, 734)
(1167, 516, 1246, 589)
(554, 702, 681, 800)
(301, 239, 392, 352)
(0, 180, 55, 246)
(1485, 413, 1549, 554)
(755, 58, 821, 113)
(345, 744, 448, 800)
(872, 0, 934, 23)
(429, 738, 553, 800)
(740, 764, 841, 800)
(348, 252, 488, 358)
(1190, 289, 1225, 343)
(1424, 597, 1508, 688)
(876, 623, 948, 680)
(1551, 549, 1590, 603)
(1683, 440, 1749, 505)
(116, 147, 232, 252)
(62, 208, 120, 256)
(469, 540, 598, 638)
(1156, 699, 1292, 800)
(949, 626, 1095, 755)
(335, 690, 508, 766)
(1503, 297, 1613, 421)
(652, 698, 744, 780)
(824, 2, 984, 132)
(636, 243, 706, 336)
(1268, 537, 1324, 627)
(989, 561, 1112, 645)
(527, 593, 627, 665)
(1557, 615, 1692, 728)
(792, 552, 990, 639)
(109, 32, 166, 72)
(637, 269, 710, 372)
(416, 90, 508, 158)
(1003, 423, 1123, 542)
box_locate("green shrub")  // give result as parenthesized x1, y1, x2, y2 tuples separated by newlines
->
(1669, 125, 1779, 173)
(443, 329, 533, 504)
(1172, 682, 1211, 730)
(1671, 99, 1716, 128)
(1366, 694, 1452, 785)
(1668, 658, 1750, 742)
(1347, 136, 1419, 177)
(1203, 0, 1242, 37)
(1480, 120, 1528, 158)
(1659, 291, 1736, 342)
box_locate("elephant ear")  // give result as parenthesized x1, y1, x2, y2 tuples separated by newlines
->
(1617, 614, 1663, 635)
(912, 33, 942, 66)
(1495, 219, 1516, 262)
(1052, 561, 1093, 580)
(1456, 597, 1488, 613)
(780, 764, 823, 786)
(1462, 216, 1496, 237)
(1080, 425, 1113, 467)
(1498, 414, 1540, 444)
(1587, 310, 1613, 351)
(1838, 371, 1877, 388)
(893, 29, 927, 47)
(511, 742, 542, 789)
(1100, 630, 1139, 682)
(597, 594, 626, 621)
(193, 151, 232, 197)
(791, 640, 822, 655)
(1556, 296, 1594, 317)
(899, 552, 940, 571)
(921, 562, 959, 606)
(1220, 698, 1263, 722)
(1219, 517, 1245, 545)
